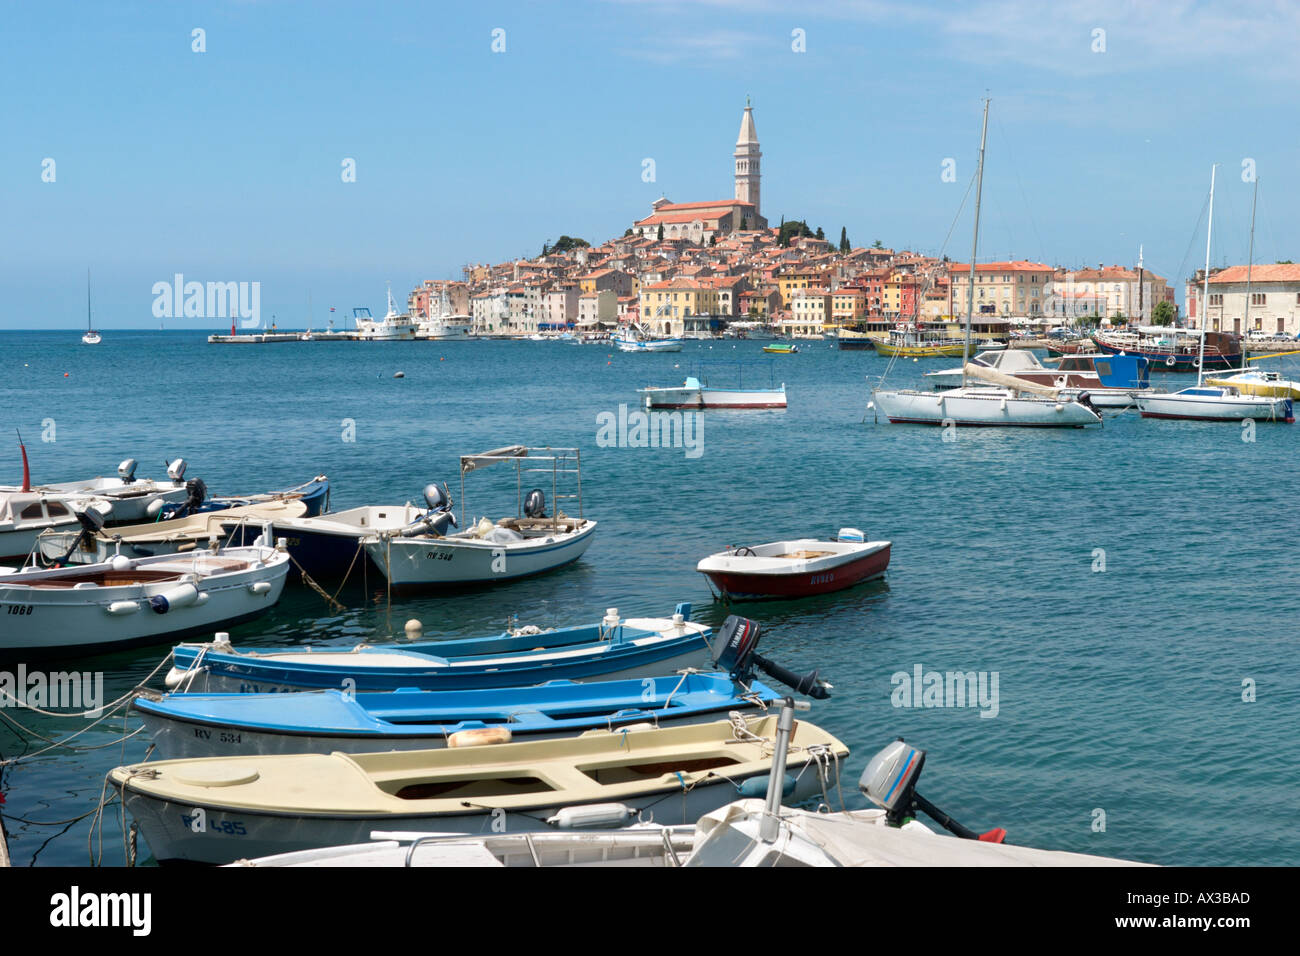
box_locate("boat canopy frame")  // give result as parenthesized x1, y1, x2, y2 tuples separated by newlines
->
(459, 446, 584, 528)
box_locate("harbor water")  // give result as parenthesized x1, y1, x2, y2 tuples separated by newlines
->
(2, 330, 1297, 866)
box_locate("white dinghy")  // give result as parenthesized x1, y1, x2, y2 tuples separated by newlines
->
(0, 545, 289, 660)
(364, 447, 595, 590)
(0, 457, 193, 525)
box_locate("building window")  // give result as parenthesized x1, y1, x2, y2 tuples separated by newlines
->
(1251, 292, 1265, 305)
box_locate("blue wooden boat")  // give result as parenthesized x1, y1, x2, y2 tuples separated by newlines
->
(159, 476, 330, 521)
(165, 604, 714, 694)
(135, 671, 780, 758)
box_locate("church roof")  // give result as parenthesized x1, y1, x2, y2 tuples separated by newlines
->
(737, 105, 759, 146)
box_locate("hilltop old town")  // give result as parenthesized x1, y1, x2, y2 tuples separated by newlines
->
(401, 102, 1297, 341)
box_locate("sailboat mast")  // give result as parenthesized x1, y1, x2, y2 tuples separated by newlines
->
(1240, 177, 1258, 372)
(86, 269, 91, 331)
(962, 98, 990, 388)
(1196, 164, 1217, 387)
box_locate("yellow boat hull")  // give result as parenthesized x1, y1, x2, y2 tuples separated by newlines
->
(1204, 377, 1300, 399)
(874, 340, 969, 358)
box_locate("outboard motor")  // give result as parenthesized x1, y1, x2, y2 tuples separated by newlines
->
(117, 458, 138, 483)
(158, 477, 209, 521)
(712, 615, 832, 700)
(860, 738, 1006, 843)
(524, 488, 546, 518)
(51, 509, 106, 565)
(166, 458, 187, 482)
(399, 482, 457, 537)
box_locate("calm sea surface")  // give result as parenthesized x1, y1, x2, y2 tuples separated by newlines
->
(2, 330, 1297, 866)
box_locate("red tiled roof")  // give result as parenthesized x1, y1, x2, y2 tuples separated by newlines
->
(1207, 264, 1300, 283)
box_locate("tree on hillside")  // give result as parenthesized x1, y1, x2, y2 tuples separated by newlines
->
(551, 235, 590, 253)
(1151, 300, 1175, 326)
(541, 240, 551, 256)
(839, 227, 849, 254)
(815, 226, 825, 240)
(872, 239, 884, 249)
(657, 223, 664, 241)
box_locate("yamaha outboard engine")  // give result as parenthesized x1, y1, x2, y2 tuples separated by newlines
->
(117, 458, 138, 483)
(712, 615, 832, 700)
(523, 488, 546, 519)
(183, 477, 207, 512)
(860, 738, 1006, 843)
(399, 481, 457, 536)
(166, 458, 187, 482)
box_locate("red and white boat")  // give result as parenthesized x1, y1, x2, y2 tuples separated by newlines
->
(696, 529, 890, 601)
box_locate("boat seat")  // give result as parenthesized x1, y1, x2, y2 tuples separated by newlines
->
(775, 550, 834, 560)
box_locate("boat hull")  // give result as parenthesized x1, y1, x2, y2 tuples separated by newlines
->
(701, 542, 890, 600)
(0, 549, 289, 661)
(365, 520, 596, 590)
(639, 386, 786, 409)
(1135, 393, 1293, 421)
(874, 389, 1102, 427)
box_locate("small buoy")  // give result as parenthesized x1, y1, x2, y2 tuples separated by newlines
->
(64, 372, 69, 377)
(912, 358, 918, 363)
(394, 371, 405, 378)
(440, 356, 445, 361)
(405, 618, 423, 636)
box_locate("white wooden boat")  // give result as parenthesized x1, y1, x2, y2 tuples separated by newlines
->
(638, 374, 786, 409)
(0, 458, 192, 525)
(615, 324, 683, 352)
(0, 546, 289, 659)
(364, 447, 595, 590)
(352, 287, 418, 341)
(0, 492, 82, 564)
(108, 714, 849, 864)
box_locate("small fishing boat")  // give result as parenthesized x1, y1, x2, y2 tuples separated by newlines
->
(0, 457, 193, 525)
(226, 715, 1149, 868)
(872, 327, 968, 358)
(638, 363, 786, 409)
(36, 499, 311, 565)
(835, 328, 876, 351)
(164, 604, 712, 693)
(134, 672, 782, 758)
(615, 334, 684, 353)
(873, 378, 1103, 428)
(107, 712, 849, 864)
(363, 447, 595, 591)
(0, 491, 81, 565)
(697, 529, 890, 600)
(0, 545, 289, 660)
(157, 475, 330, 521)
(761, 343, 799, 354)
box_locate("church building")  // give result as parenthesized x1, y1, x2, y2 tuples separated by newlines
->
(632, 100, 769, 243)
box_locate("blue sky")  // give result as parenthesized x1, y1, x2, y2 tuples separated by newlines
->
(3, 0, 1298, 328)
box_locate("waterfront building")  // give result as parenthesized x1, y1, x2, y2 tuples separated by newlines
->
(1188, 264, 1300, 335)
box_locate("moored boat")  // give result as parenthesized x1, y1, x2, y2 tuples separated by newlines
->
(697, 529, 890, 601)
(108, 712, 850, 863)
(164, 604, 712, 693)
(363, 446, 595, 591)
(638, 365, 786, 409)
(135, 671, 783, 758)
(761, 342, 799, 354)
(0, 546, 289, 661)
(926, 350, 1154, 408)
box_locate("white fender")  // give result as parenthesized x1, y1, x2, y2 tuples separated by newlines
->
(248, 581, 272, 596)
(149, 582, 200, 614)
(106, 600, 141, 615)
(545, 803, 635, 829)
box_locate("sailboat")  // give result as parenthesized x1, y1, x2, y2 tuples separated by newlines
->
(1204, 178, 1300, 401)
(82, 270, 101, 344)
(1135, 168, 1293, 423)
(871, 100, 1102, 428)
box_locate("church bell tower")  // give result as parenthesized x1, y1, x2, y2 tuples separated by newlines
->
(734, 97, 761, 218)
